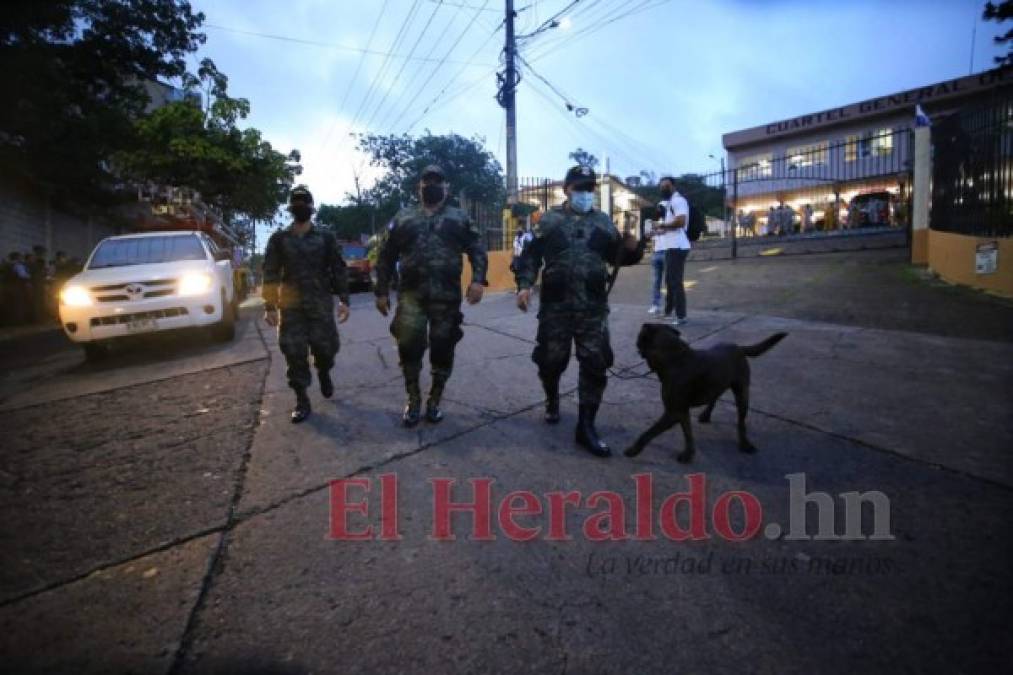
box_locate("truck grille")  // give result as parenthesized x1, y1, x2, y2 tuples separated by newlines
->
(90, 278, 177, 303)
(90, 307, 188, 326)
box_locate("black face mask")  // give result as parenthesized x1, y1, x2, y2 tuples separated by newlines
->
(421, 185, 445, 206)
(291, 204, 313, 223)
(660, 187, 674, 199)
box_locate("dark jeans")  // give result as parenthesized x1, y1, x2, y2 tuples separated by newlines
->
(663, 248, 689, 319)
(650, 250, 665, 306)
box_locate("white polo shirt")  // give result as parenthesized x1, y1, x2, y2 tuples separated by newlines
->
(655, 192, 691, 251)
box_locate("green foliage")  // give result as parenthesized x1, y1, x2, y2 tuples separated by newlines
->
(316, 203, 377, 242)
(355, 131, 506, 223)
(116, 58, 301, 223)
(632, 173, 726, 219)
(568, 147, 599, 171)
(983, 1, 1012, 66)
(0, 0, 206, 204)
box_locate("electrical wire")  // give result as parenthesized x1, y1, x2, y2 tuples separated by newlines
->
(405, 17, 502, 132)
(518, 0, 583, 41)
(527, 0, 670, 63)
(359, 0, 446, 131)
(201, 21, 492, 67)
(385, 0, 496, 132)
(347, 0, 423, 136)
(319, 0, 391, 151)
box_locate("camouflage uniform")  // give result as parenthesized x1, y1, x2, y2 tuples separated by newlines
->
(515, 205, 643, 407)
(375, 203, 488, 401)
(262, 225, 349, 391)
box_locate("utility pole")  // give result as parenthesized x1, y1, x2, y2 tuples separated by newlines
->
(503, 0, 518, 204)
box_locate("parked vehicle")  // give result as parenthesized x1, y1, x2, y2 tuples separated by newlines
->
(58, 231, 238, 361)
(340, 242, 373, 292)
(848, 191, 894, 227)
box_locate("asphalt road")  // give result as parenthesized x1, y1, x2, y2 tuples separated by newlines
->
(0, 249, 1010, 674)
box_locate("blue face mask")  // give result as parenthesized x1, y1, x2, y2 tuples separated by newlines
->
(570, 191, 594, 213)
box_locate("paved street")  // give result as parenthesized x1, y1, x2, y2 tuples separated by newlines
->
(1, 249, 1011, 674)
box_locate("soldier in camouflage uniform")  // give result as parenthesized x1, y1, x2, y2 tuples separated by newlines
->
(263, 185, 351, 423)
(515, 165, 644, 457)
(375, 164, 488, 427)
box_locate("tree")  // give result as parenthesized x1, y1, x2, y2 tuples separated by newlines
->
(568, 147, 599, 171)
(983, 1, 1012, 66)
(116, 58, 301, 225)
(316, 203, 376, 242)
(0, 0, 207, 205)
(356, 131, 506, 224)
(632, 172, 726, 219)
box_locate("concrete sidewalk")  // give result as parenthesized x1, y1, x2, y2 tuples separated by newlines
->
(2, 291, 1011, 674)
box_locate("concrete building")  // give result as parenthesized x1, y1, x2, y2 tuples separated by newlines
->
(722, 67, 1010, 236)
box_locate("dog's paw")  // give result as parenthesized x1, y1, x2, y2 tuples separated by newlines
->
(623, 445, 642, 458)
(676, 450, 694, 464)
(739, 443, 757, 454)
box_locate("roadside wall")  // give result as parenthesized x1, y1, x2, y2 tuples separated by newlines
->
(927, 230, 1012, 298)
(464, 250, 515, 293)
(0, 184, 119, 261)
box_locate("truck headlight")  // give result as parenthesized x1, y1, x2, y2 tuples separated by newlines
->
(178, 272, 212, 296)
(60, 285, 92, 307)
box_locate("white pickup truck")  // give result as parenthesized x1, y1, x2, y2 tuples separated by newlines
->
(58, 230, 238, 360)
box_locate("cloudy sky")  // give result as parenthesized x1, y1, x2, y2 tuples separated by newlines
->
(190, 0, 1007, 209)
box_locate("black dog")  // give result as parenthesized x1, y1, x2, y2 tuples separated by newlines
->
(624, 323, 787, 463)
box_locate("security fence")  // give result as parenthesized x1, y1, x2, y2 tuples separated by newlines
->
(930, 92, 1013, 238)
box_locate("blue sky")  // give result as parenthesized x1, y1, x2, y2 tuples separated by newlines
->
(190, 0, 1007, 209)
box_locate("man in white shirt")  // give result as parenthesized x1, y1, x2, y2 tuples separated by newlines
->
(655, 176, 691, 325)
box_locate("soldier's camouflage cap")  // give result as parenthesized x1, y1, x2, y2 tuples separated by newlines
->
(564, 165, 596, 188)
(288, 185, 314, 205)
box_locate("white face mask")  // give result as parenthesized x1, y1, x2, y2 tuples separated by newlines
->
(570, 191, 594, 213)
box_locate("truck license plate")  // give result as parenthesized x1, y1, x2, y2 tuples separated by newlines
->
(126, 318, 158, 333)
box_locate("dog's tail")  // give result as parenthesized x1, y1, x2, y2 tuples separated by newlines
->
(741, 332, 788, 358)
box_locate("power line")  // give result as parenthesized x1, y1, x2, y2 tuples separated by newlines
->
(359, 0, 446, 131)
(518, 54, 586, 115)
(319, 0, 391, 151)
(201, 22, 493, 67)
(385, 0, 497, 132)
(518, 0, 582, 41)
(527, 0, 670, 62)
(523, 75, 638, 172)
(404, 14, 501, 133)
(372, 6, 462, 131)
(347, 0, 423, 138)
(425, 0, 500, 11)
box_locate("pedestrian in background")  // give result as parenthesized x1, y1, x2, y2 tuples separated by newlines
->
(656, 176, 691, 325)
(647, 215, 666, 315)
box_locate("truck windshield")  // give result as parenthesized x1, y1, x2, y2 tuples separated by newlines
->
(343, 245, 367, 260)
(88, 235, 206, 269)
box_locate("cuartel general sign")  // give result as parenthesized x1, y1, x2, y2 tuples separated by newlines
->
(723, 66, 1010, 149)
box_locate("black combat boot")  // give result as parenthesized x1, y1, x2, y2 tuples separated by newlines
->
(542, 378, 560, 424)
(318, 369, 334, 399)
(425, 375, 447, 424)
(575, 403, 610, 457)
(402, 379, 422, 428)
(291, 388, 311, 424)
